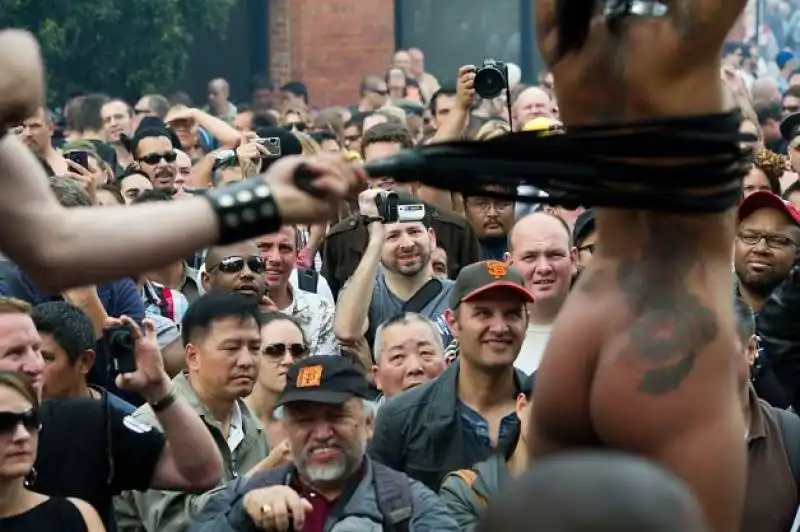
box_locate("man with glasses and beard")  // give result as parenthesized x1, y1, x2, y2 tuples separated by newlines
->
(190, 355, 458, 531)
(128, 118, 179, 193)
(734, 191, 800, 410)
(202, 243, 273, 312)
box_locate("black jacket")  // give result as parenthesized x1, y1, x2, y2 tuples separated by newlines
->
(753, 266, 800, 410)
(367, 360, 529, 491)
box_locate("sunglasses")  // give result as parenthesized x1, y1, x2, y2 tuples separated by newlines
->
(370, 89, 389, 96)
(208, 255, 266, 274)
(262, 342, 309, 360)
(139, 151, 178, 165)
(0, 409, 41, 435)
(283, 122, 307, 132)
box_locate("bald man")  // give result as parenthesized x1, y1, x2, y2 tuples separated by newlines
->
(751, 77, 782, 105)
(392, 50, 412, 77)
(201, 242, 268, 302)
(477, 452, 709, 532)
(512, 87, 553, 130)
(507, 212, 577, 373)
(206, 78, 237, 124)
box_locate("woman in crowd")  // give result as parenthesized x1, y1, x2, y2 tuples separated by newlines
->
(745, 148, 785, 197)
(0, 372, 104, 531)
(439, 377, 534, 531)
(244, 312, 309, 457)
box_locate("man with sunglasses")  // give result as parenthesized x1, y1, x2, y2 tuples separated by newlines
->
(131, 122, 179, 193)
(202, 243, 272, 310)
(0, 29, 367, 293)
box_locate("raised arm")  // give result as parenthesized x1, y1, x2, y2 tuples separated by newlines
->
(668, 0, 750, 56)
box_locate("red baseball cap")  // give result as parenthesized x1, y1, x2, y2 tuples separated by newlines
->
(738, 191, 800, 225)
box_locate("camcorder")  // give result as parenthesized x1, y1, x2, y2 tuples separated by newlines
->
(105, 324, 137, 375)
(374, 191, 425, 224)
(474, 59, 509, 99)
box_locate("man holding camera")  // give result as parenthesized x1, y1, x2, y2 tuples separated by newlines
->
(334, 189, 455, 359)
(0, 297, 223, 530)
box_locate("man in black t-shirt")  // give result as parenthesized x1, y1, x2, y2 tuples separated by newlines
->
(0, 296, 224, 529)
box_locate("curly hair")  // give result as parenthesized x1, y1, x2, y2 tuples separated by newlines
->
(752, 148, 785, 194)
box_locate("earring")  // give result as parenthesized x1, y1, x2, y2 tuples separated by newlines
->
(24, 466, 37, 488)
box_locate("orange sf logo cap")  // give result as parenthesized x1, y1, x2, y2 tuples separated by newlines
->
(485, 261, 507, 279)
(296, 365, 323, 388)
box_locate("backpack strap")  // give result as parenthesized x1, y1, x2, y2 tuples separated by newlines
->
(446, 469, 488, 508)
(297, 268, 319, 293)
(371, 461, 413, 532)
(775, 407, 800, 488)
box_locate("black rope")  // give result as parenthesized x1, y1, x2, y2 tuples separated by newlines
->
(364, 112, 755, 213)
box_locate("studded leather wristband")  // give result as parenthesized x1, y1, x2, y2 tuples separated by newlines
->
(205, 178, 282, 245)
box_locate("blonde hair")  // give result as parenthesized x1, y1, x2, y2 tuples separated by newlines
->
(294, 132, 322, 155)
(0, 371, 39, 409)
(475, 120, 511, 141)
(0, 297, 31, 315)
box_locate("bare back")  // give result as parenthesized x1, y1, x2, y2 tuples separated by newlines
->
(531, 2, 749, 531)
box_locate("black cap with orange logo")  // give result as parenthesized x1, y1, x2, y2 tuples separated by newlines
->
(449, 260, 535, 308)
(277, 356, 371, 406)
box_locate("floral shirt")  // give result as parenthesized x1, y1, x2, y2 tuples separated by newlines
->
(280, 285, 337, 357)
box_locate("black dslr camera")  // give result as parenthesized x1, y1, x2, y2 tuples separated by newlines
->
(474, 59, 509, 99)
(375, 191, 425, 224)
(106, 324, 137, 374)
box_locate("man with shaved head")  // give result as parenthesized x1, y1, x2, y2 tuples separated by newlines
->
(206, 77, 237, 124)
(506, 212, 577, 373)
(752, 77, 782, 106)
(392, 50, 412, 77)
(477, 452, 709, 532)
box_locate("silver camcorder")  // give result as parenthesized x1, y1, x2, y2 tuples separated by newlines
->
(375, 191, 425, 224)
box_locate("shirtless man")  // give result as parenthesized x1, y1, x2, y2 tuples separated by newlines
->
(531, 2, 749, 531)
(0, 30, 364, 292)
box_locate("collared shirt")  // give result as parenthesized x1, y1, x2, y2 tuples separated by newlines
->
(227, 401, 244, 452)
(280, 285, 337, 357)
(457, 401, 518, 462)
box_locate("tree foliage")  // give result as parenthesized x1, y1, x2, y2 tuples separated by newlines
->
(0, 0, 237, 105)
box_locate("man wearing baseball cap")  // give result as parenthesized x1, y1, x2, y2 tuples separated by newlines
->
(368, 261, 533, 492)
(191, 356, 458, 532)
(734, 191, 800, 410)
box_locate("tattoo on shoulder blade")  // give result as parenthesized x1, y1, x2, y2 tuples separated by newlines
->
(615, 218, 719, 395)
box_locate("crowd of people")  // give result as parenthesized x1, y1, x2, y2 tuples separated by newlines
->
(2, 0, 800, 529)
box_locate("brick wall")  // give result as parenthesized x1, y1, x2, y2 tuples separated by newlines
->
(269, 0, 396, 108)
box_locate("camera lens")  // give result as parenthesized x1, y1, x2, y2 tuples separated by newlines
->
(474, 67, 506, 99)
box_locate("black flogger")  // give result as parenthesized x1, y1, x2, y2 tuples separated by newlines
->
(359, 111, 755, 213)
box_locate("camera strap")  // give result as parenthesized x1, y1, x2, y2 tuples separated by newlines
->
(403, 278, 443, 314)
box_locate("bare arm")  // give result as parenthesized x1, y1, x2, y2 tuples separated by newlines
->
(147, 386, 224, 491)
(333, 226, 382, 343)
(69, 498, 107, 532)
(668, 0, 749, 55)
(0, 135, 218, 291)
(0, 136, 364, 292)
(189, 108, 240, 147)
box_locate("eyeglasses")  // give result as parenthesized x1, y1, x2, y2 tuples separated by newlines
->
(785, 105, 800, 114)
(139, 151, 178, 165)
(466, 198, 513, 212)
(262, 342, 309, 360)
(208, 255, 267, 274)
(283, 122, 307, 132)
(737, 231, 798, 249)
(578, 244, 596, 254)
(370, 88, 389, 96)
(0, 409, 41, 435)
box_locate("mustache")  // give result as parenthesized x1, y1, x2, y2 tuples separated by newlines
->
(306, 439, 346, 454)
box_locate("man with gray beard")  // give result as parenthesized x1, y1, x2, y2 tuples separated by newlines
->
(189, 356, 458, 531)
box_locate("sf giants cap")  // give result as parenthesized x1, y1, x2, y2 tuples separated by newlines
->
(449, 260, 535, 308)
(738, 190, 800, 226)
(277, 356, 371, 406)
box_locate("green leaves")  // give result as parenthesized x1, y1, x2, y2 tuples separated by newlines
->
(1, 0, 236, 104)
